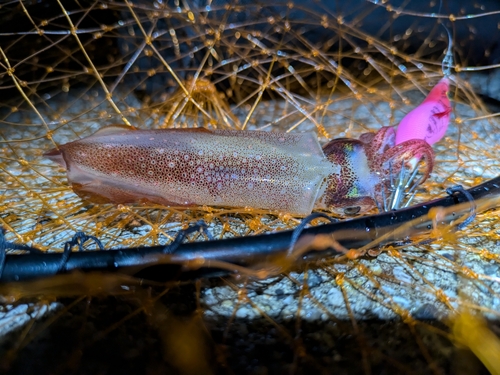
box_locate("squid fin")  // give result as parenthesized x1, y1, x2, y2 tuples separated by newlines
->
(90, 124, 137, 137)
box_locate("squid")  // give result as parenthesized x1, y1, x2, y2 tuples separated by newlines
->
(45, 79, 451, 216)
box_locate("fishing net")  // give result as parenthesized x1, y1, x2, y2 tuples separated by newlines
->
(1, 0, 500, 373)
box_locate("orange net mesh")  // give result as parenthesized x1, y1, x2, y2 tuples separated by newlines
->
(1, 0, 500, 373)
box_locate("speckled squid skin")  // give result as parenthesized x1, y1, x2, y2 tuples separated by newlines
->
(318, 126, 435, 215)
(45, 126, 339, 215)
(317, 138, 381, 215)
(45, 125, 435, 216)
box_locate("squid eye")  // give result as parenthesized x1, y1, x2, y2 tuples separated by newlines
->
(343, 206, 361, 216)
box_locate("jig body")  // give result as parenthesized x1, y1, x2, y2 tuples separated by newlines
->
(395, 78, 451, 147)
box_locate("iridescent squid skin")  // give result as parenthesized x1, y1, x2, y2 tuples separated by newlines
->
(317, 126, 434, 215)
(44, 125, 435, 216)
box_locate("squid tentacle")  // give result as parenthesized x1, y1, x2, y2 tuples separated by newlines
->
(364, 126, 397, 159)
(380, 139, 435, 183)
